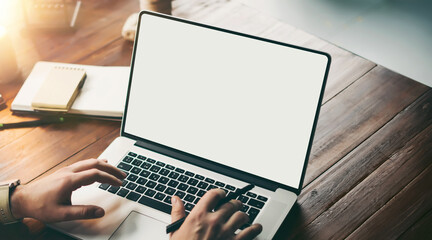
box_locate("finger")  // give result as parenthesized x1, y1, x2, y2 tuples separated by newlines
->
(56, 205, 105, 222)
(193, 189, 226, 213)
(171, 196, 186, 223)
(223, 211, 249, 234)
(69, 159, 126, 179)
(235, 224, 263, 240)
(214, 200, 242, 221)
(70, 169, 123, 190)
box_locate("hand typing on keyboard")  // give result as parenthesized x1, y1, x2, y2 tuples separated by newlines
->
(170, 189, 263, 240)
(8, 159, 126, 222)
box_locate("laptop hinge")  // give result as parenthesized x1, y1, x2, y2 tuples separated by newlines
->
(134, 140, 281, 192)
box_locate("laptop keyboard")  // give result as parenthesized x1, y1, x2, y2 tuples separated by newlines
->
(99, 151, 268, 226)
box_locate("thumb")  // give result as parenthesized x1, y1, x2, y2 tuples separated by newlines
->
(171, 196, 186, 222)
(58, 205, 105, 221)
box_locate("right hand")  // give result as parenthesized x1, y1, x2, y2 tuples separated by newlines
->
(170, 189, 263, 240)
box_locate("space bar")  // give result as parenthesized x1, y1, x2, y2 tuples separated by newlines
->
(138, 195, 172, 214)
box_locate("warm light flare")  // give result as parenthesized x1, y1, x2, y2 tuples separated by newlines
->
(0, 0, 16, 25)
(0, 25, 6, 38)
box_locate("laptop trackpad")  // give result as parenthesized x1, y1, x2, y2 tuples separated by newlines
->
(109, 211, 168, 240)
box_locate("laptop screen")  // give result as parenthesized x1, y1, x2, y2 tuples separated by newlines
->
(123, 12, 329, 190)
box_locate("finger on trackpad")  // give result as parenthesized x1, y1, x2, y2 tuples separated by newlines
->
(109, 211, 168, 240)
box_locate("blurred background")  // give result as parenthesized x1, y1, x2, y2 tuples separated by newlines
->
(243, 0, 432, 87)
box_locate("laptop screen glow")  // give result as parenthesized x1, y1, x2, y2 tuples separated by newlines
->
(124, 13, 328, 189)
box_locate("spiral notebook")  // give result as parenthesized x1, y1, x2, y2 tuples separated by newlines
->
(31, 66, 87, 112)
(12, 61, 130, 120)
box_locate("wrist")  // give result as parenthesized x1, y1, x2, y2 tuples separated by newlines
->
(10, 185, 25, 220)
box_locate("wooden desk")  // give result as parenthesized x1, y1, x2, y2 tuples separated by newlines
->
(1, 0, 431, 239)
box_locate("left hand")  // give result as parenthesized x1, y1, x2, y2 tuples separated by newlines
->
(10, 158, 126, 222)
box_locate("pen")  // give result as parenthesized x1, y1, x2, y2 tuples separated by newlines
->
(166, 184, 255, 234)
(0, 117, 65, 130)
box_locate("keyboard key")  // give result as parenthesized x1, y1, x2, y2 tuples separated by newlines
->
(238, 195, 249, 204)
(123, 156, 133, 163)
(136, 186, 146, 194)
(117, 188, 129, 197)
(168, 180, 179, 188)
(246, 192, 257, 198)
(156, 161, 165, 167)
(178, 183, 188, 191)
(126, 182, 138, 191)
(241, 205, 250, 212)
(164, 196, 172, 204)
(168, 172, 180, 179)
(138, 155, 146, 160)
(149, 173, 160, 181)
(247, 208, 260, 223)
(99, 183, 110, 190)
(184, 194, 196, 203)
(155, 192, 166, 201)
(195, 174, 205, 180)
(165, 187, 176, 195)
(141, 162, 151, 170)
(185, 171, 194, 177)
(248, 199, 265, 209)
(194, 197, 201, 204)
(207, 185, 217, 191)
(155, 184, 166, 192)
(215, 181, 225, 187)
(178, 175, 189, 183)
(226, 185, 236, 191)
(165, 164, 175, 170)
(146, 158, 156, 164)
(117, 163, 132, 171)
(108, 186, 120, 193)
(257, 195, 268, 202)
(150, 165, 161, 173)
(205, 178, 215, 184)
(145, 189, 156, 197)
(128, 152, 137, 157)
(145, 181, 157, 189)
(131, 167, 141, 175)
(175, 168, 185, 173)
(138, 195, 172, 215)
(175, 191, 186, 199)
(127, 174, 138, 182)
(159, 169, 170, 176)
(197, 182, 208, 189)
(197, 190, 206, 197)
(132, 159, 143, 166)
(187, 186, 198, 195)
(187, 178, 198, 186)
(185, 203, 194, 211)
(140, 170, 151, 177)
(158, 176, 169, 184)
(137, 177, 147, 185)
(122, 180, 128, 187)
(126, 192, 141, 201)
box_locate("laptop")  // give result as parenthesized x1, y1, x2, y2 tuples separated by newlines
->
(51, 11, 330, 240)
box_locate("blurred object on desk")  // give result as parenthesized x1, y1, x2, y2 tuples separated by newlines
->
(122, 0, 172, 41)
(22, 0, 81, 30)
(0, 26, 19, 83)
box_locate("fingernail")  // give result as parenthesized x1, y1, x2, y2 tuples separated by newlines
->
(171, 197, 177, 204)
(94, 208, 104, 218)
(122, 171, 127, 177)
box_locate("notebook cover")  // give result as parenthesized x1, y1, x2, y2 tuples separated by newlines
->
(31, 66, 86, 111)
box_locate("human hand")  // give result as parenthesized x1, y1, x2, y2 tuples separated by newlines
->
(9, 158, 126, 222)
(170, 189, 263, 240)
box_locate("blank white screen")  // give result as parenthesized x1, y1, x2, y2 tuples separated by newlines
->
(124, 14, 328, 189)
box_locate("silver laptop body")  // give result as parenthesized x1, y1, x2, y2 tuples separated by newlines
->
(51, 11, 330, 240)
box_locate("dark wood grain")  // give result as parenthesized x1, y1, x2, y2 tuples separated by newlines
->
(1, 0, 431, 239)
